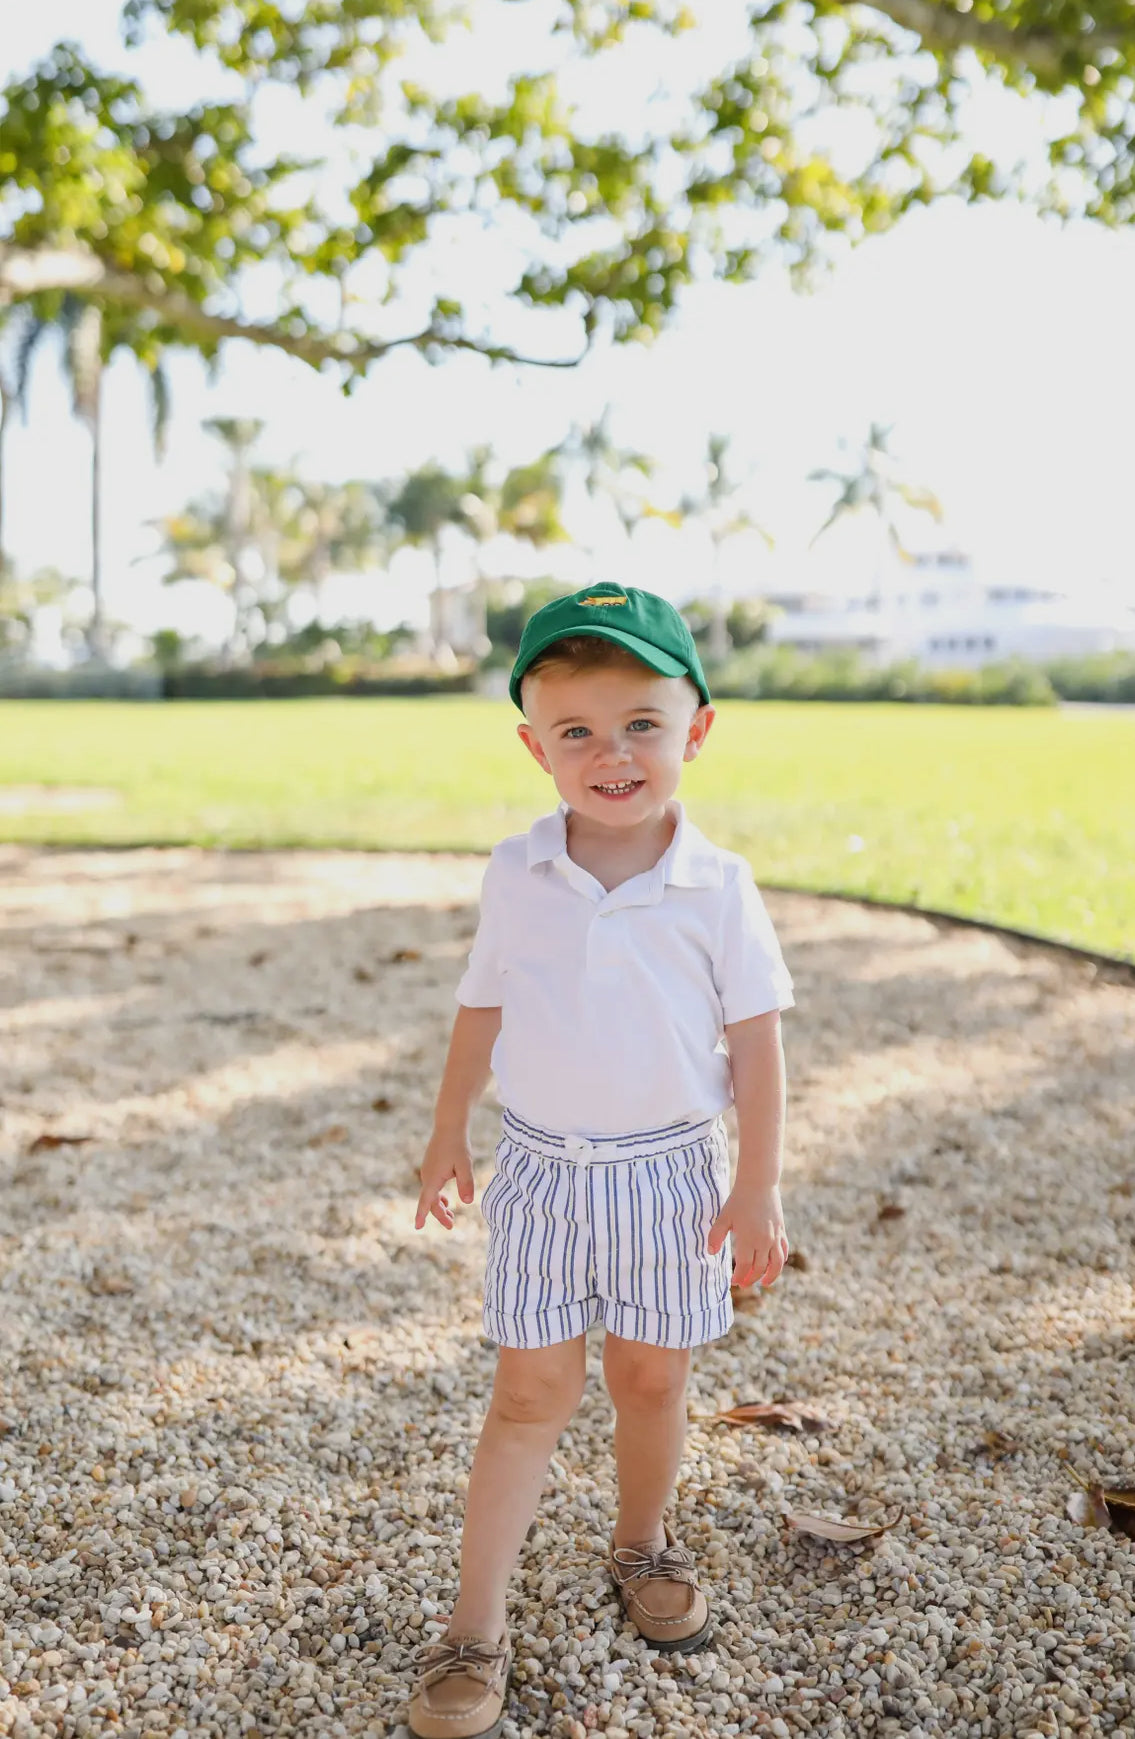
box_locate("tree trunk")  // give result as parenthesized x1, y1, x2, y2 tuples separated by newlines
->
(87, 374, 106, 662)
(706, 538, 731, 666)
(468, 552, 491, 660)
(430, 535, 457, 670)
(223, 442, 254, 661)
(0, 375, 9, 577)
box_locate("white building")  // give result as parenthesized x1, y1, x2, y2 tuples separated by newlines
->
(764, 551, 1135, 667)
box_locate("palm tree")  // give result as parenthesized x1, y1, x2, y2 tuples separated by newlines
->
(456, 445, 568, 655)
(152, 453, 386, 656)
(202, 417, 267, 658)
(278, 478, 386, 613)
(381, 463, 469, 667)
(666, 433, 775, 667)
(555, 405, 655, 568)
(0, 307, 31, 585)
(808, 422, 943, 609)
(14, 298, 171, 660)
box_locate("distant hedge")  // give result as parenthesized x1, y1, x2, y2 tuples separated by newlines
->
(0, 666, 162, 700)
(709, 648, 1060, 705)
(161, 665, 475, 698)
(1040, 651, 1135, 704)
(7, 646, 1133, 704)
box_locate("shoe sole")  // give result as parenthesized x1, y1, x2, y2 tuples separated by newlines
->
(650, 1616, 715, 1655)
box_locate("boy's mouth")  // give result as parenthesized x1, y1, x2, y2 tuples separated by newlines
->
(591, 779, 644, 800)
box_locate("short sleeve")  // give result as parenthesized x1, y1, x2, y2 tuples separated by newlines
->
(714, 863, 795, 1024)
(455, 850, 507, 1007)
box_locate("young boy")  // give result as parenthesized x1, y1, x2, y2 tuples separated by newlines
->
(407, 582, 794, 1739)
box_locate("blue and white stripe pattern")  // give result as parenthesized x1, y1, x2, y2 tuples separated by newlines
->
(480, 1109, 734, 1350)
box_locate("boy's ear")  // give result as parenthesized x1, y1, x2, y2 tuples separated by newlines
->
(683, 704, 716, 763)
(517, 720, 553, 774)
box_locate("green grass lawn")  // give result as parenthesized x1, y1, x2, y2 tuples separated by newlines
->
(1, 697, 1131, 959)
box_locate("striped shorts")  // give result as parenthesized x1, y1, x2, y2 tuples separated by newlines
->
(480, 1108, 734, 1351)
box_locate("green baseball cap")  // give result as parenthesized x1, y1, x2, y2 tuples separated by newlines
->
(509, 582, 711, 712)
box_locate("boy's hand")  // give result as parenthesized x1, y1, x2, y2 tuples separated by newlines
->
(708, 1184, 789, 1289)
(415, 1128, 476, 1231)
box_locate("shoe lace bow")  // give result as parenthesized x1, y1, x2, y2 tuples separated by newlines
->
(612, 1540, 696, 1587)
(409, 1637, 507, 1687)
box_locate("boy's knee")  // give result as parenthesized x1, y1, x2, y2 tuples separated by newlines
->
(605, 1342, 690, 1412)
(492, 1346, 584, 1427)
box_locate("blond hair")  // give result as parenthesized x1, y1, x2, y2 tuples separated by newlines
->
(521, 635, 700, 707)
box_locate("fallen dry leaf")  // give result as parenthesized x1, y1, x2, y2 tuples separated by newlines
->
(27, 1133, 94, 1154)
(783, 1249, 808, 1270)
(308, 1124, 350, 1147)
(1067, 1486, 1113, 1529)
(391, 948, 422, 963)
(87, 1269, 134, 1296)
(248, 950, 270, 967)
(690, 1399, 835, 1433)
(875, 1200, 906, 1221)
(371, 1096, 394, 1113)
(1067, 1471, 1135, 1537)
(786, 1504, 904, 1543)
(353, 966, 375, 983)
(969, 1430, 1021, 1461)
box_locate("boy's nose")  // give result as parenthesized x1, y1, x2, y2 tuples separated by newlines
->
(594, 736, 633, 764)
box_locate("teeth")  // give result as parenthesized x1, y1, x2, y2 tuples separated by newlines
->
(595, 781, 639, 794)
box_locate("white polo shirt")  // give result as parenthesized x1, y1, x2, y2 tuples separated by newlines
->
(456, 800, 794, 1136)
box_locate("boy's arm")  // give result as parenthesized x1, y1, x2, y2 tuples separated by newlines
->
(415, 1004, 502, 1231)
(726, 1009, 786, 1194)
(707, 1009, 790, 1288)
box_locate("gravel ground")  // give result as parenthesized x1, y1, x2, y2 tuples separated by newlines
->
(1, 844, 1133, 1739)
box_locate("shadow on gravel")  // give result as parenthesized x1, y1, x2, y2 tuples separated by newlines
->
(2, 855, 1134, 1735)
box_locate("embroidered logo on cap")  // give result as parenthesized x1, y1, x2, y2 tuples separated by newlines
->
(579, 593, 628, 607)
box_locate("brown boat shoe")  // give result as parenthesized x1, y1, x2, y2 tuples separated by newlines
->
(406, 1630, 512, 1739)
(609, 1520, 714, 1653)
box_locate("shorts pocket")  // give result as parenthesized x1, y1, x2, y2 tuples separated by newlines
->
(707, 1124, 731, 1213)
(479, 1141, 512, 1224)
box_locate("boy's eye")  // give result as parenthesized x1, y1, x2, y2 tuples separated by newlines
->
(561, 719, 656, 739)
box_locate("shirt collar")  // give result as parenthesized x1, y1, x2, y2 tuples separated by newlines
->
(525, 799, 722, 889)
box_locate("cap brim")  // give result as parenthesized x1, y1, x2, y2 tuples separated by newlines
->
(511, 626, 688, 710)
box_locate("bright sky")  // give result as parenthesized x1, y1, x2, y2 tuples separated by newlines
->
(4, 0, 1134, 646)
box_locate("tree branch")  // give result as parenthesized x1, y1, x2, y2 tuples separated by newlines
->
(0, 244, 587, 372)
(851, 0, 1134, 78)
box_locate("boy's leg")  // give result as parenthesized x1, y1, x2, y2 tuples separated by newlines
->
(603, 1333, 693, 1619)
(603, 1333, 691, 1545)
(446, 1334, 587, 1642)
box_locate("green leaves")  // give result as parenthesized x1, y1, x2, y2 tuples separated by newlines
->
(2, 1, 1133, 377)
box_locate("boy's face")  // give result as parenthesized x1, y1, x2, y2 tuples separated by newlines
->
(516, 659, 715, 828)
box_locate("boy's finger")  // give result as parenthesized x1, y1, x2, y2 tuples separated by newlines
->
(455, 1161, 475, 1204)
(707, 1215, 731, 1255)
(416, 1185, 450, 1230)
(432, 1191, 458, 1228)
